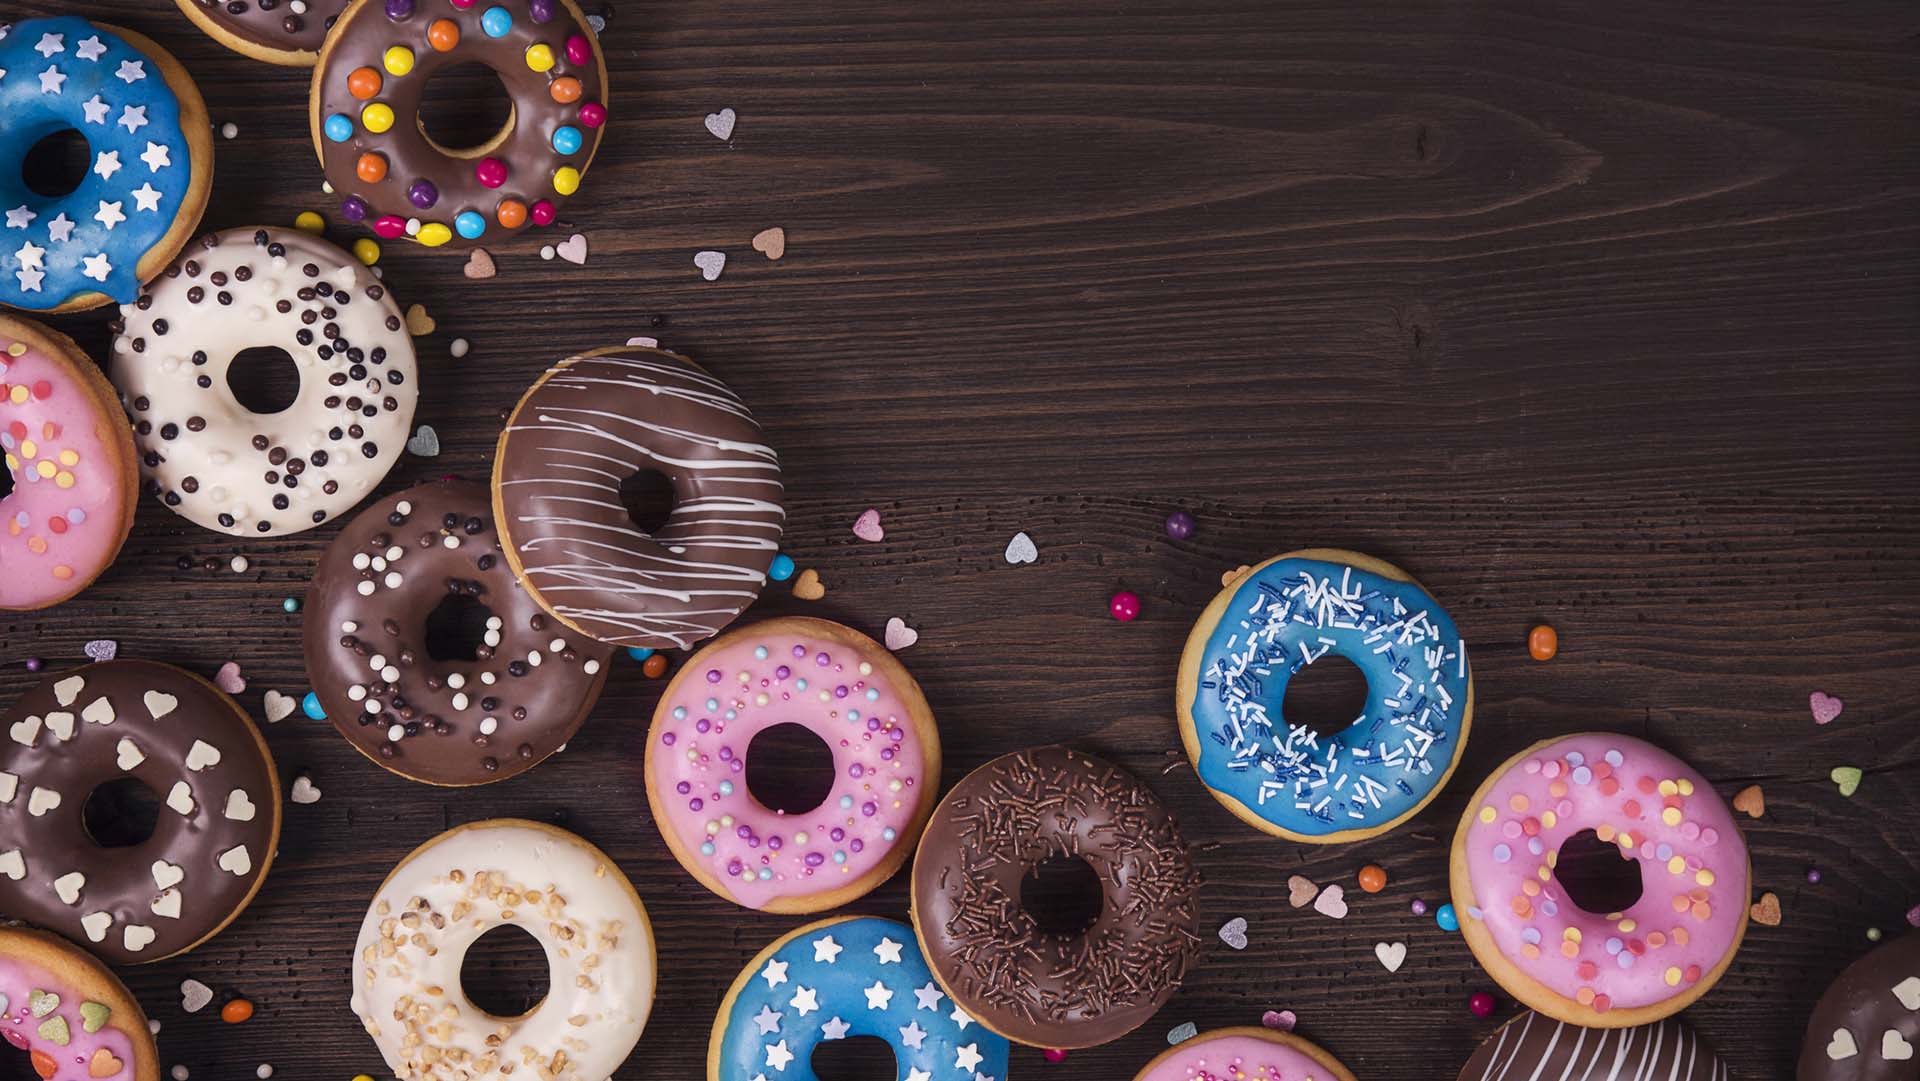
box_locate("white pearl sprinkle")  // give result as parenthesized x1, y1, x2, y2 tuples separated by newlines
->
(452, 693, 469, 711)
(486, 616, 503, 629)
(385, 546, 404, 561)
(256, 1066, 274, 1080)
(549, 638, 566, 652)
(387, 724, 404, 742)
(583, 659, 601, 675)
(447, 673, 466, 689)
(381, 666, 400, 682)
(366, 700, 382, 715)
(396, 501, 412, 515)
(480, 672, 497, 685)
(450, 338, 470, 359)
(356, 581, 375, 596)
(369, 654, 387, 671)
(230, 555, 249, 573)
(221, 123, 239, 139)
(347, 685, 367, 702)
(480, 717, 498, 735)
(340, 620, 357, 633)
(383, 572, 402, 589)
(442, 535, 459, 549)
(371, 556, 388, 572)
(351, 553, 370, 570)
(172, 1067, 189, 1081)
(526, 651, 543, 667)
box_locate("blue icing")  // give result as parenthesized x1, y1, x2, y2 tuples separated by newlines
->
(1189, 555, 1469, 836)
(0, 18, 195, 310)
(716, 916, 1009, 1081)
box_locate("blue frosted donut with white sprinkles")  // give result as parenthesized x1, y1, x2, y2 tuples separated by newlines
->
(1176, 547, 1474, 842)
(709, 916, 1010, 1081)
(0, 18, 212, 313)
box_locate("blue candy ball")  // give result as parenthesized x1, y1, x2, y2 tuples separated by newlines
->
(627, 646, 655, 662)
(301, 692, 326, 720)
(551, 125, 583, 155)
(768, 553, 795, 582)
(480, 6, 512, 36)
(323, 114, 354, 143)
(454, 211, 486, 239)
(1436, 903, 1459, 932)
(282, 597, 300, 613)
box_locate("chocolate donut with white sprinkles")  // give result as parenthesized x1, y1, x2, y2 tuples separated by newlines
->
(303, 478, 612, 785)
(909, 744, 1204, 1049)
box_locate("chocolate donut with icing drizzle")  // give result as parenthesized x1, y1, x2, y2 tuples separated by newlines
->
(305, 478, 612, 785)
(1799, 932, 1920, 1080)
(1457, 1011, 1729, 1080)
(492, 346, 784, 650)
(909, 745, 1204, 1048)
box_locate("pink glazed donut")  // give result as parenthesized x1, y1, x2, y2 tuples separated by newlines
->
(1450, 732, 1751, 1027)
(0, 316, 137, 610)
(644, 617, 941, 913)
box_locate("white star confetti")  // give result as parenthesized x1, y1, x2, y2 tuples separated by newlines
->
(80, 94, 108, 124)
(80, 253, 111, 282)
(788, 986, 818, 1017)
(913, 982, 945, 1011)
(15, 267, 43, 293)
(955, 1043, 983, 1072)
(819, 1016, 850, 1040)
(763, 1040, 792, 1072)
(812, 935, 842, 964)
(899, 1020, 927, 1049)
(34, 32, 64, 57)
(117, 104, 146, 133)
(37, 65, 65, 94)
(93, 201, 125, 230)
(751, 1005, 781, 1035)
(759, 959, 788, 989)
(6, 206, 37, 229)
(140, 142, 170, 172)
(114, 59, 144, 83)
(15, 241, 44, 269)
(92, 150, 120, 180)
(863, 980, 893, 1011)
(130, 184, 162, 213)
(873, 937, 904, 964)
(47, 214, 74, 243)
(75, 35, 105, 61)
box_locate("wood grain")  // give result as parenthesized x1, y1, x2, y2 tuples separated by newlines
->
(2, 0, 1916, 1077)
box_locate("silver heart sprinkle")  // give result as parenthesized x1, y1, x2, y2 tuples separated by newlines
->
(1217, 916, 1249, 950)
(406, 425, 440, 458)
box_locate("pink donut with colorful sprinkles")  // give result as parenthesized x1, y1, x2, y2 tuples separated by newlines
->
(1450, 732, 1751, 1027)
(644, 617, 941, 914)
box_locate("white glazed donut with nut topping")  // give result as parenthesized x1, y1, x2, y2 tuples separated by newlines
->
(350, 818, 656, 1080)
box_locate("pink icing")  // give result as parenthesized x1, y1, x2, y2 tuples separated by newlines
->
(0, 336, 126, 609)
(650, 632, 926, 907)
(0, 956, 140, 1080)
(1138, 1034, 1334, 1081)
(1460, 733, 1748, 1013)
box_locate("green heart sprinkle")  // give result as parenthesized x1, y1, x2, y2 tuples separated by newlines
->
(37, 1014, 70, 1046)
(1831, 765, 1863, 796)
(80, 1000, 111, 1033)
(27, 989, 59, 1017)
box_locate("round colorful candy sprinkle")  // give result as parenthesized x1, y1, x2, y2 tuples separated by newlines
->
(1468, 991, 1496, 1018)
(641, 654, 669, 679)
(1042, 1049, 1067, 1063)
(1409, 898, 1429, 916)
(282, 597, 300, 614)
(1867, 927, 1883, 942)
(768, 553, 796, 581)
(1357, 864, 1388, 893)
(1905, 903, 1920, 928)
(294, 211, 326, 235)
(1435, 903, 1459, 932)
(626, 646, 654, 663)
(1806, 867, 1822, 884)
(221, 998, 254, 1024)
(1527, 624, 1557, 661)
(301, 692, 326, 720)
(1164, 510, 1195, 539)
(24, 657, 42, 672)
(1109, 591, 1141, 621)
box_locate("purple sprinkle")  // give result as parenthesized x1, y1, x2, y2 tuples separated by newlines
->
(718, 746, 733, 761)
(528, 0, 554, 21)
(383, 0, 412, 18)
(829, 827, 845, 842)
(805, 852, 825, 867)
(866, 717, 881, 731)
(834, 685, 848, 699)
(661, 732, 675, 746)
(1906, 903, 1920, 928)
(747, 836, 761, 848)
(341, 196, 369, 222)
(1410, 899, 1429, 916)
(706, 669, 722, 684)
(407, 179, 439, 209)
(736, 824, 752, 839)
(695, 718, 711, 733)
(880, 747, 895, 761)
(848, 763, 864, 778)
(775, 665, 790, 679)
(728, 759, 742, 773)
(767, 836, 783, 850)
(888, 728, 903, 741)
(83, 640, 117, 662)
(1164, 510, 1195, 539)
(1806, 868, 1822, 884)
(726, 859, 743, 876)
(675, 781, 690, 794)
(688, 798, 703, 812)
(792, 645, 806, 658)
(861, 801, 877, 817)
(815, 652, 831, 667)
(849, 839, 864, 853)
(24, 658, 42, 672)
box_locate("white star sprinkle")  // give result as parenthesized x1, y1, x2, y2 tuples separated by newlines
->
(898, 1020, 926, 1049)
(93, 201, 125, 230)
(913, 982, 945, 1011)
(15, 267, 43, 293)
(81, 253, 112, 282)
(75, 35, 106, 61)
(788, 986, 817, 1017)
(763, 1040, 792, 1072)
(140, 142, 171, 172)
(117, 104, 146, 133)
(751, 1004, 781, 1035)
(33, 32, 64, 58)
(92, 150, 121, 181)
(954, 1043, 983, 1072)
(130, 184, 162, 213)
(905, 1070, 931, 1081)
(819, 1016, 849, 1041)
(38, 65, 66, 94)
(873, 937, 904, 964)
(80, 94, 108, 124)
(14, 241, 43, 269)
(759, 959, 788, 989)
(115, 59, 144, 83)
(47, 214, 74, 243)
(950, 1004, 972, 1030)
(863, 980, 893, 1011)
(812, 935, 842, 964)
(6, 206, 36, 230)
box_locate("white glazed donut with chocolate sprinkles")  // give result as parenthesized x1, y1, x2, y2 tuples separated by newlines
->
(108, 226, 418, 536)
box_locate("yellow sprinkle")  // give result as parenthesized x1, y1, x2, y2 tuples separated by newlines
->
(1618, 919, 1637, 932)
(1658, 779, 1679, 796)
(35, 460, 56, 478)
(525, 43, 555, 71)
(54, 470, 73, 489)
(3, 454, 16, 472)
(1664, 966, 1682, 987)
(19, 439, 35, 458)
(416, 222, 453, 247)
(1563, 927, 1582, 942)
(552, 166, 581, 196)
(294, 211, 326, 235)
(1541, 810, 1557, 829)
(362, 103, 395, 134)
(1536, 865, 1551, 882)
(1617, 832, 1635, 850)
(352, 238, 381, 266)
(1667, 855, 1687, 874)
(56, 449, 78, 466)
(1661, 807, 1683, 826)
(8, 385, 27, 404)
(1694, 869, 1715, 887)
(6, 342, 25, 356)
(1677, 779, 1695, 796)
(1479, 806, 1497, 824)
(383, 46, 415, 76)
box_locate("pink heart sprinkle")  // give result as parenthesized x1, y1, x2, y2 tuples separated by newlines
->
(214, 661, 246, 695)
(1810, 691, 1843, 725)
(1261, 1010, 1297, 1032)
(1907, 902, 1920, 929)
(852, 508, 884, 542)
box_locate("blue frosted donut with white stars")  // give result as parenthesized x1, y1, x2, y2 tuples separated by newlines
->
(710, 916, 1010, 1081)
(1176, 547, 1474, 843)
(0, 17, 211, 314)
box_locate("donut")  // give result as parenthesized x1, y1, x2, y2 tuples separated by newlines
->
(1, 315, 137, 610)
(109, 226, 419, 537)
(304, 478, 613, 785)
(0, 18, 212, 314)
(645, 617, 939, 913)
(494, 346, 784, 649)
(910, 745, 1204, 1049)
(1176, 548, 1473, 843)
(1457, 1011, 1728, 1081)
(0, 924, 159, 1081)
(1798, 932, 1920, 1079)
(309, 0, 608, 249)
(174, 0, 347, 67)
(1450, 733, 1750, 1027)
(351, 819, 656, 1078)
(709, 915, 1011, 1081)
(0, 660, 282, 965)
(1132, 1027, 1357, 1081)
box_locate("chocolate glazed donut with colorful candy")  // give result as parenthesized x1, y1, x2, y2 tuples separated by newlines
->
(175, 0, 347, 66)
(310, 0, 607, 248)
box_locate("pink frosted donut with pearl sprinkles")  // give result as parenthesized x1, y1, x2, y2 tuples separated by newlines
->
(0, 316, 137, 610)
(1130, 1027, 1358, 1081)
(644, 616, 941, 914)
(1450, 733, 1751, 1027)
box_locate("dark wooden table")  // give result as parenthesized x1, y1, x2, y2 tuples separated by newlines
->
(3, 1, 1917, 1077)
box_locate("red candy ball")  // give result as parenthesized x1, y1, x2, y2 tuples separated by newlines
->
(1469, 991, 1496, 1017)
(1109, 591, 1141, 621)
(1042, 1049, 1068, 1063)
(372, 215, 407, 239)
(578, 101, 607, 128)
(564, 34, 592, 65)
(530, 200, 557, 225)
(475, 157, 509, 189)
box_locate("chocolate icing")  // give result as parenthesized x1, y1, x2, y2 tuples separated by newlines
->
(909, 745, 1203, 1049)
(0, 660, 281, 964)
(304, 478, 612, 785)
(1799, 933, 1920, 1080)
(176, 0, 347, 63)
(1457, 1011, 1728, 1081)
(492, 346, 784, 649)
(311, 0, 608, 247)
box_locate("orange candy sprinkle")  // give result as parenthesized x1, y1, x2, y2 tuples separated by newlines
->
(641, 653, 669, 678)
(347, 66, 382, 99)
(221, 998, 254, 1023)
(428, 18, 461, 50)
(496, 199, 528, 228)
(1356, 864, 1387, 893)
(356, 153, 389, 183)
(549, 76, 582, 103)
(30, 1049, 57, 1079)
(1528, 624, 1557, 660)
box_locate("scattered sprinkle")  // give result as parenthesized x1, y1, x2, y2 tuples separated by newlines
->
(301, 692, 325, 720)
(1749, 891, 1782, 926)
(626, 647, 655, 662)
(282, 596, 299, 614)
(1830, 765, 1863, 797)
(1409, 898, 1429, 917)
(256, 1066, 273, 1080)
(851, 508, 884, 542)
(539, 245, 556, 261)
(463, 248, 497, 279)
(693, 250, 727, 281)
(792, 568, 825, 600)
(220, 998, 254, 1024)
(1164, 510, 1195, 539)
(289, 775, 321, 805)
(1907, 903, 1920, 928)
(704, 107, 736, 141)
(1357, 864, 1388, 893)
(179, 980, 213, 1013)
(403, 304, 435, 336)
(1220, 564, 1250, 587)
(587, 12, 605, 32)
(406, 425, 441, 458)
(171, 1067, 189, 1081)
(450, 338, 470, 359)
(1374, 941, 1407, 973)
(768, 553, 796, 581)
(1165, 1021, 1197, 1045)
(1004, 531, 1037, 564)
(229, 555, 249, 574)
(1109, 590, 1141, 622)
(220, 123, 238, 140)
(1436, 903, 1459, 932)
(1286, 875, 1318, 908)
(1806, 867, 1822, 884)
(1468, 991, 1496, 1017)
(1312, 883, 1348, 920)
(1810, 691, 1844, 725)
(84, 640, 117, 662)
(1867, 926, 1882, 942)
(641, 654, 669, 679)
(1217, 916, 1248, 950)
(214, 662, 246, 695)
(293, 211, 325, 235)
(556, 233, 588, 265)
(1042, 1049, 1067, 1063)
(883, 616, 919, 651)
(1528, 624, 1558, 661)
(262, 691, 296, 723)
(625, 336, 659, 349)
(24, 657, 42, 672)
(751, 226, 786, 260)
(1260, 1009, 1296, 1032)
(352, 238, 380, 266)
(1732, 785, 1765, 818)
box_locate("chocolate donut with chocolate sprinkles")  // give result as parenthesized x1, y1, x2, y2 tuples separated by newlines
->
(303, 478, 612, 785)
(909, 745, 1203, 1049)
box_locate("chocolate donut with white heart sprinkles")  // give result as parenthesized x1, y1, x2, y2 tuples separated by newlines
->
(0, 660, 281, 964)
(304, 478, 613, 785)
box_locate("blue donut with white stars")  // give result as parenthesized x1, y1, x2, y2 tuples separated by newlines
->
(0, 17, 210, 313)
(1177, 548, 1474, 842)
(711, 916, 1011, 1081)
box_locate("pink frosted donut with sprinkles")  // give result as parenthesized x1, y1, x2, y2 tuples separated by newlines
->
(1450, 732, 1751, 1027)
(644, 617, 941, 914)
(0, 316, 136, 610)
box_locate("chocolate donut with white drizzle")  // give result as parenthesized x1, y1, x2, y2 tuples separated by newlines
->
(1457, 1011, 1729, 1080)
(492, 346, 784, 650)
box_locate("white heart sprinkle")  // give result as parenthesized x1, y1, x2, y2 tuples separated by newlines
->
(1886, 1030, 1916, 1060)
(185, 740, 221, 771)
(1217, 916, 1249, 950)
(1313, 882, 1349, 920)
(121, 925, 155, 952)
(80, 911, 112, 942)
(217, 845, 253, 877)
(53, 675, 85, 706)
(223, 789, 256, 822)
(289, 775, 322, 805)
(1893, 976, 1920, 1012)
(165, 782, 194, 816)
(0, 772, 14, 803)
(115, 739, 145, 770)
(406, 425, 440, 458)
(693, 250, 726, 281)
(179, 979, 213, 1013)
(27, 787, 61, 817)
(150, 889, 181, 919)
(262, 690, 295, 723)
(1004, 531, 1038, 564)
(143, 691, 177, 720)
(9, 715, 42, 747)
(884, 616, 919, 651)
(1374, 941, 1407, 973)
(151, 860, 184, 890)
(43, 712, 75, 741)
(81, 697, 115, 725)
(703, 107, 736, 140)
(0, 850, 24, 880)
(54, 871, 85, 905)
(1166, 1021, 1197, 1045)
(556, 233, 588, 264)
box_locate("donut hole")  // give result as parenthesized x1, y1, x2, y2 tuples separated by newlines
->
(226, 347, 303, 415)
(1020, 855, 1105, 937)
(424, 593, 497, 662)
(1, 1041, 39, 1081)
(459, 924, 551, 1019)
(1555, 828, 1646, 914)
(417, 62, 517, 156)
(81, 777, 162, 849)
(618, 469, 677, 535)
(1280, 653, 1371, 740)
(21, 127, 91, 198)
(0, 458, 14, 501)
(810, 1035, 898, 1079)
(745, 722, 836, 815)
